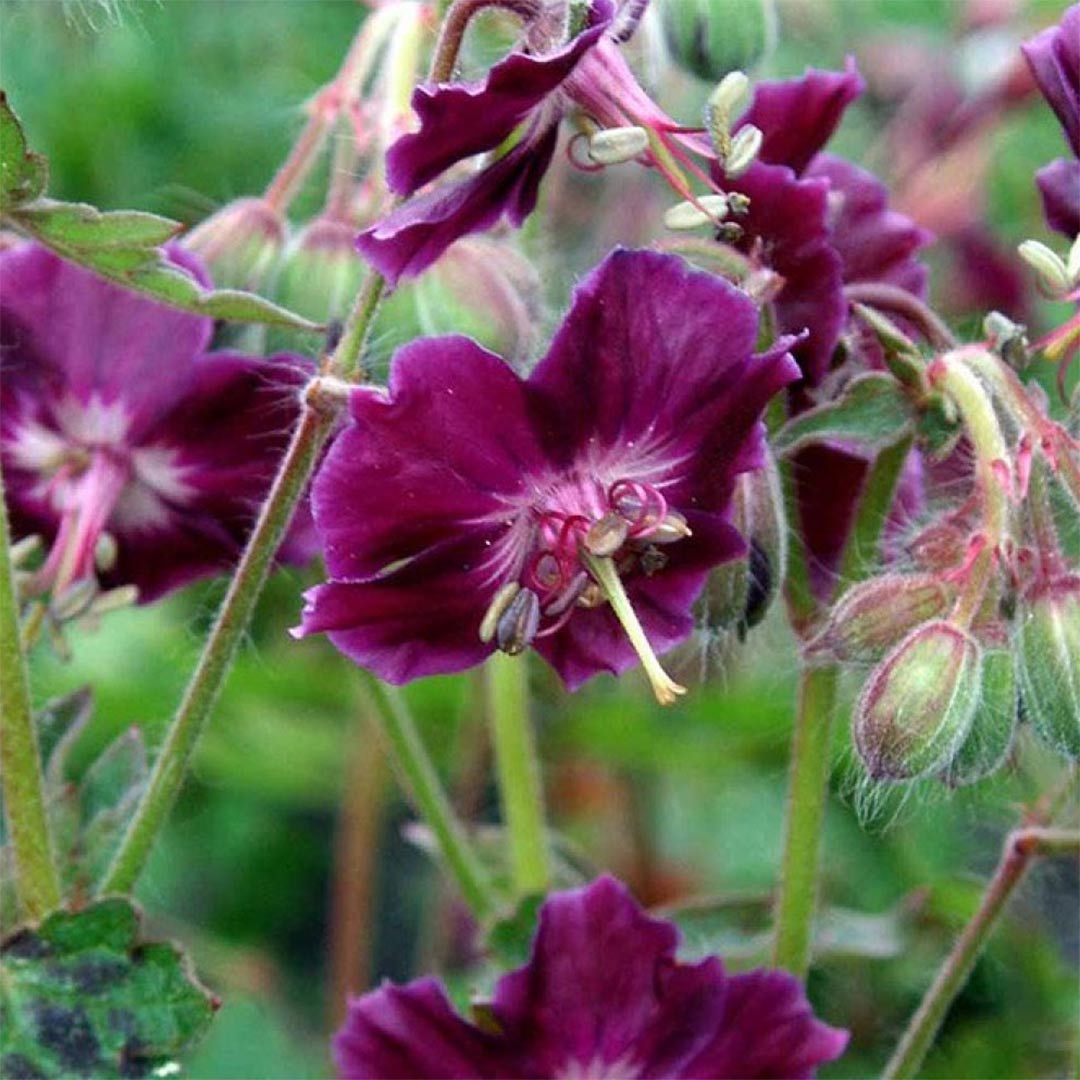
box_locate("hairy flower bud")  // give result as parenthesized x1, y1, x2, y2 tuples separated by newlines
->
(1016, 575, 1080, 758)
(940, 649, 1018, 786)
(275, 217, 365, 327)
(854, 621, 982, 780)
(808, 573, 952, 663)
(657, 0, 776, 82)
(184, 196, 285, 291)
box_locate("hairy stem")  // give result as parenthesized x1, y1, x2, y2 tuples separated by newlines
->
(772, 663, 839, 977)
(0, 467, 62, 919)
(883, 827, 1080, 1080)
(485, 651, 551, 896)
(368, 679, 498, 920)
(430, 0, 539, 82)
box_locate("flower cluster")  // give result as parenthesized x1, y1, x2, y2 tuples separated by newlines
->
(335, 876, 848, 1079)
(1, 244, 313, 606)
(294, 249, 797, 701)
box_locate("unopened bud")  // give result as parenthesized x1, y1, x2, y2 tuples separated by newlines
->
(1016, 575, 1080, 758)
(274, 217, 365, 328)
(587, 126, 650, 165)
(940, 649, 1018, 786)
(184, 196, 285, 291)
(808, 573, 953, 664)
(854, 621, 982, 780)
(723, 124, 763, 178)
(663, 194, 730, 231)
(496, 587, 541, 655)
(1017, 240, 1071, 296)
(658, 0, 776, 83)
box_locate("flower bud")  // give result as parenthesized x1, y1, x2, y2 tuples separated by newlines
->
(808, 573, 953, 664)
(939, 649, 1018, 786)
(184, 196, 285, 291)
(1016, 575, 1080, 758)
(657, 0, 776, 83)
(274, 216, 365, 326)
(410, 237, 542, 366)
(854, 621, 982, 780)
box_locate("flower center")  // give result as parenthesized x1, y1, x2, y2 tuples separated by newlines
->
(482, 477, 690, 704)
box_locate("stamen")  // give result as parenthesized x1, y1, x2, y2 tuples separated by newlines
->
(480, 581, 521, 643)
(582, 553, 686, 706)
(641, 510, 691, 544)
(496, 587, 541, 655)
(584, 511, 630, 556)
(723, 124, 762, 179)
(587, 126, 649, 166)
(663, 194, 730, 231)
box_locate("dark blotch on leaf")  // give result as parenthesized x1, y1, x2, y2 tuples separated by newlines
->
(33, 1003, 102, 1071)
(1, 1053, 46, 1080)
(2, 931, 53, 961)
(71, 956, 128, 994)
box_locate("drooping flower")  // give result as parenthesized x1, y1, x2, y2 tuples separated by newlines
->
(295, 250, 798, 700)
(1021, 4, 1080, 237)
(357, 0, 721, 284)
(1, 243, 313, 603)
(334, 875, 849, 1079)
(712, 64, 931, 597)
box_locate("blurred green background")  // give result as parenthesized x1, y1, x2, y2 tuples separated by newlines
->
(2, 0, 1077, 1077)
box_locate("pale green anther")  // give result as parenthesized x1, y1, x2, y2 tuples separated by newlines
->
(709, 70, 751, 126)
(584, 511, 631, 556)
(94, 531, 118, 573)
(1067, 233, 1080, 286)
(495, 587, 541, 655)
(587, 126, 650, 166)
(479, 580, 521, 644)
(663, 194, 729, 230)
(89, 584, 140, 616)
(1018, 240, 1071, 294)
(724, 124, 763, 179)
(49, 578, 97, 622)
(648, 511, 692, 544)
(9, 535, 42, 568)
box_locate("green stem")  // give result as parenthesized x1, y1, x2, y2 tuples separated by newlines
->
(0, 467, 62, 919)
(779, 459, 820, 637)
(331, 272, 386, 382)
(772, 663, 839, 977)
(485, 651, 550, 896)
(98, 401, 338, 896)
(883, 827, 1080, 1080)
(367, 679, 498, 920)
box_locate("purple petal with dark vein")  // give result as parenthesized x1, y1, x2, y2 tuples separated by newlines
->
(728, 163, 846, 387)
(527, 249, 797, 469)
(738, 60, 865, 175)
(1036, 158, 1080, 238)
(533, 512, 744, 690)
(293, 532, 500, 684)
(679, 968, 849, 1079)
(0, 244, 213, 438)
(1021, 5, 1080, 156)
(356, 123, 559, 285)
(807, 154, 932, 294)
(387, 15, 608, 195)
(334, 977, 516, 1080)
(312, 337, 543, 580)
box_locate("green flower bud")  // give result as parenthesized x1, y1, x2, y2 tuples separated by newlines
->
(274, 216, 365, 326)
(854, 620, 982, 781)
(657, 0, 776, 82)
(940, 649, 1018, 786)
(808, 573, 953, 664)
(1017, 575, 1080, 758)
(184, 196, 285, 291)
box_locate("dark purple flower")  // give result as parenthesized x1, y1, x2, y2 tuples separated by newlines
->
(334, 875, 849, 1079)
(295, 250, 797, 699)
(1, 243, 314, 602)
(1022, 5, 1080, 237)
(357, 1, 718, 284)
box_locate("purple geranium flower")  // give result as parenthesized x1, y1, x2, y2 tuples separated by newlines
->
(334, 875, 849, 1079)
(1021, 4, 1080, 237)
(357, 0, 719, 284)
(295, 250, 798, 701)
(1, 244, 313, 602)
(714, 65, 931, 597)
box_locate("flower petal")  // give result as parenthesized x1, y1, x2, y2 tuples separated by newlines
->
(313, 336, 544, 581)
(1022, 5, 1080, 157)
(334, 977, 514, 1080)
(1036, 157, 1080, 238)
(387, 14, 610, 196)
(0, 245, 213, 438)
(357, 123, 559, 285)
(739, 61, 865, 176)
(680, 968, 849, 1079)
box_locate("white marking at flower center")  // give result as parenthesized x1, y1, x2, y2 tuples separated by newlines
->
(556, 1053, 641, 1080)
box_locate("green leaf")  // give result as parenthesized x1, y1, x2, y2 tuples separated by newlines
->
(9, 200, 321, 332)
(36, 687, 95, 787)
(0, 92, 47, 212)
(773, 373, 914, 457)
(485, 893, 545, 969)
(916, 392, 965, 460)
(0, 899, 217, 1078)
